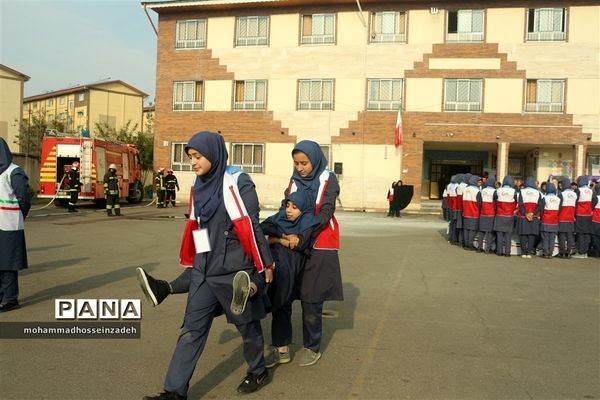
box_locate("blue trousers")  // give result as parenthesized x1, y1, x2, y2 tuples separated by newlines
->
(301, 301, 323, 352)
(271, 301, 293, 347)
(164, 279, 265, 396)
(0, 271, 18, 304)
(496, 231, 511, 255)
(558, 232, 575, 255)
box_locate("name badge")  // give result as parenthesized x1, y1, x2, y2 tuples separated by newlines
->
(193, 228, 211, 253)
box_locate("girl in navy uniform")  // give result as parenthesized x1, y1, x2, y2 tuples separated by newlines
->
(259, 190, 320, 367)
(477, 178, 496, 253)
(517, 177, 542, 258)
(574, 176, 593, 258)
(286, 140, 343, 367)
(143, 132, 274, 400)
(557, 177, 577, 258)
(461, 175, 481, 250)
(493, 176, 517, 257)
(591, 184, 600, 258)
(539, 182, 561, 258)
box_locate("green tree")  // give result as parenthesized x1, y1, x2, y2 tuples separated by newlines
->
(94, 119, 154, 184)
(14, 111, 47, 157)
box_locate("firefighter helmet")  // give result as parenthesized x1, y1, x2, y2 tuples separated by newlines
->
(157, 167, 165, 173)
(109, 163, 117, 170)
(167, 168, 173, 173)
(72, 161, 79, 169)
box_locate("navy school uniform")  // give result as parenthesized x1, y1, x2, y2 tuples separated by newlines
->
(591, 185, 600, 257)
(164, 173, 273, 396)
(558, 177, 577, 257)
(493, 177, 517, 256)
(477, 180, 496, 253)
(517, 178, 542, 257)
(540, 184, 561, 257)
(461, 176, 481, 249)
(575, 176, 594, 255)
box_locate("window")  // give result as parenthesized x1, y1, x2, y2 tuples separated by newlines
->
(447, 9, 484, 42)
(69, 101, 74, 109)
(231, 143, 264, 173)
(236, 16, 268, 46)
(319, 145, 331, 168)
(47, 114, 54, 122)
(47, 98, 54, 106)
(58, 112, 66, 120)
(173, 81, 203, 111)
(176, 19, 207, 49)
(527, 8, 566, 41)
(444, 79, 482, 112)
(370, 11, 406, 43)
(172, 143, 193, 172)
(298, 79, 334, 110)
(301, 13, 335, 44)
(367, 79, 403, 111)
(234, 80, 266, 110)
(77, 111, 84, 118)
(78, 93, 85, 101)
(587, 154, 600, 176)
(525, 79, 564, 112)
(33, 102, 38, 109)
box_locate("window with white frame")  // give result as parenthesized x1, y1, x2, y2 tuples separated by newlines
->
(47, 98, 54, 106)
(444, 79, 482, 112)
(301, 13, 335, 44)
(33, 102, 38, 109)
(69, 101, 74, 109)
(527, 8, 566, 41)
(368, 79, 403, 111)
(47, 114, 54, 122)
(173, 81, 203, 111)
(298, 79, 334, 110)
(370, 11, 406, 43)
(59, 97, 65, 105)
(236, 16, 268, 46)
(231, 143, 264, 173)
(447, 9, 484, 42)
(172, 143, 193, 172)
(234, 80, 266, 110)
(78, 93, 85, 101)
(525, 79, 564, 112)
(176, 19, 207, 49)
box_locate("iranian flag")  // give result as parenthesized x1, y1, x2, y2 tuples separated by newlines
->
(394, 108, 403, 148)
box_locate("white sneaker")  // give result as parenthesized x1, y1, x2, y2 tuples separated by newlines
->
(571, 253, 588, 259)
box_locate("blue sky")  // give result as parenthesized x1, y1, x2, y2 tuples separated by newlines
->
(1, 0, 158, 105)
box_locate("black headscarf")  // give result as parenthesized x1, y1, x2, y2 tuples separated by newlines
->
(291, 140, 328, 204)
(272, 190, 321, 235)
(0, 137, 13, 175)
(185, 131, 228, 225)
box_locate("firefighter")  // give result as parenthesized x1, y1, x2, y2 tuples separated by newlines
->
(103, 163, 121, 216)
(164, 169, 180, 207)
(155, 167, 166, 208)
(68, 161, 80, 212)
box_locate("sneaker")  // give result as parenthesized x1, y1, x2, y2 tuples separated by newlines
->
(136, 267, 171, 307)
(571, 253, 588, 259)
(237, 369, 271, 394)
(521, 254, 528, 259)
(231, 270, 251, 316)
(0, 301, 20, 313)
(143, 391, 187, 400)
(527, 254, 532, 259)
(298, 348, 321, 367)
(265, 346, 291, 368)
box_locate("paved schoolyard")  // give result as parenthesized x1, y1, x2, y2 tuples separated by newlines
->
(1, 205, 598, 400)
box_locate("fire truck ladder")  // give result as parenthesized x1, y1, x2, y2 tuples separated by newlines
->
(80, 140, 93, 193)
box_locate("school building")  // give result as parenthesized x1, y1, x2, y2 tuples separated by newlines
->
(144, 0, 600, 210)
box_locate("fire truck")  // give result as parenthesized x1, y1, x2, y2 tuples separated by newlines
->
(38, 132, 144, 206)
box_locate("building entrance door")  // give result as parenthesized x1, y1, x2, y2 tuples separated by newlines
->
(429, 160, 483, 199)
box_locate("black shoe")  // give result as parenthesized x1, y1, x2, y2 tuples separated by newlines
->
(136, 267, 170, 307)
(143, 391, 186, 400)
(237, 370, 271, 394)
(0, 301, 20, 312)
(505, 254, 511, 257)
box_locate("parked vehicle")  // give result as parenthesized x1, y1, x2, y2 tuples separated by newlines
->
(38, 132, 144, 206)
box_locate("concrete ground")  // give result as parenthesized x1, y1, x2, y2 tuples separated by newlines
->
(0, 202, 598, 400)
